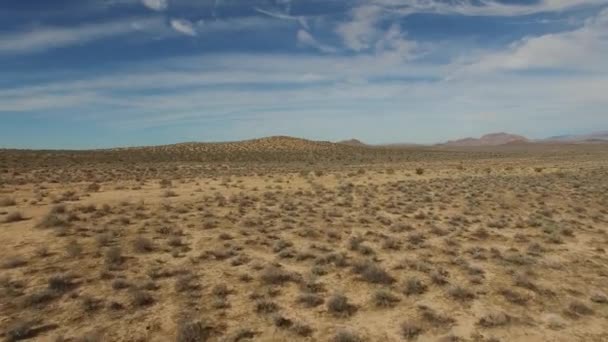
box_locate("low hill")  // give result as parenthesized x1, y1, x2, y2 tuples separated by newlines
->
(336, 138, 367, 147)
(441, 132, 529, 147)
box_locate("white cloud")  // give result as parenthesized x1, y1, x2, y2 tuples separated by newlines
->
(379, 0, 608, 17)
(0, 18, 165, 54)
(455, 8, 608, 75)
(334, 5, 384, 51)
(254, 7, 309, 30)
(141, 0, 168, 11)
(170, 18, 197, 36)
(296, 30, 336, 53)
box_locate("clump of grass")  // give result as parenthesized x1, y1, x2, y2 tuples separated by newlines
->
(478, 312, 511, 327)
(6, 320, 38, 342)
(4, 211, 25, 223)
(403, 277, 428, 296)
(2, 256, 27, 269)
(565, 300, 593, 317)
(327, 293, 357, 317)
(65, 240, 83, 257)
(447, 285, 475, 301)
(176, 320, 213, 342)
(292, 322, 313, 337)
(352, 260, 394, 284)
(401, 321, 423, 340)
(373, 289, 400, 308)
(105, 246, 123, 266)
(131, 289, 154, 307)
(260, 266, 298, 285)
(297, 293, 324, 308)
(48, 274, 73, 292)
(132, 236, 154, 253)
(333, 330, 363, 342)
(255, 299, 279, 314)
(0, 197, 16, 207)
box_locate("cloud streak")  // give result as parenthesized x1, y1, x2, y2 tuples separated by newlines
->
(0, 18, 165, 54)
(170, 18, 197, 36)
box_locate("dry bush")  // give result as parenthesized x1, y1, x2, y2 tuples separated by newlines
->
(132, 236, 154, 252)
(401, 321, 423, 340)
(404, 277, 428, 296)
(352, 260, 394, 284)
(4, 211, 25, 223)
(297, 293, 324, 308)
(0, 197, 16, 207)
(373, 289, 400, 308)
(447, 285, 475, 301)
(333, 330, 363, 342)
(260, 266, 299, 285)
(327, 293, 357, 317)
(478, 312, 511, 327)
(2, 256, 27, 269)
(176, 320, 213, 342)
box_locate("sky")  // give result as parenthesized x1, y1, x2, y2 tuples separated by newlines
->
(1, 0, 607, 149)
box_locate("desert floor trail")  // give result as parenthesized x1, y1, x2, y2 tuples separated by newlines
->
(1, 138, 607, 341)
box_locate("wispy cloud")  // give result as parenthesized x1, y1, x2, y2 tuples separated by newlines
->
(379, 0, 608, 17)
(0, 18, 165, 54)
(254, 7, 309, 29)
(296, 30, 336, 53)
(141, 0, 168, 11)
(170, 18, 197, 36)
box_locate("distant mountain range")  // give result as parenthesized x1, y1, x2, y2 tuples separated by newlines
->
(436, 131, 608, 147)
(542, 131, 608, 143)
(440, 132, 529, 147)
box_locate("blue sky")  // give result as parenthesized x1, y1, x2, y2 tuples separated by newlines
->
(1, 0, 607, 148)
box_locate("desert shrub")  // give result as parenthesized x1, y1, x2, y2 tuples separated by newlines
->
(4, 212, 25, 223)
(175, 275, 198, 292)
(327, 294, 356, 317)
(65, 240, 82, 258)
(401, 321, 423, 339)
(447, 285, 475, 301)
(566, 300, 593, 316)
(2, 256, 27, 269)
(111, 279, 131, 290)
(333, 330, 363, 342)
(95, 233, 112, 246)
(352, 261, 394, 284)
(133, 236, 154, 252)
(48, 274, 73, 292)
(23, 289, 57, 307)
(430, 270, 449, 285)
(478, 312, 511, 327)
(176, 320, 213, 342)
(404, 277, 428, 296)
(6, 320, 37, 342)
(272, 314, 293, 329)
(38, 211, 67, 228)
(297, 293, 324, 307)
(292, 322, 313, 337)
(255, 300, 278, 314)
(212, 284, 230, 297)
(373, 289, 400, 307)
(131, 290, 154, 307)
(418, 305, 455, 326)
(86, 183, 101, 192)
(260, 266, 298, 285)
(105, 246, 123, 265)
(0, 197, 16, 207)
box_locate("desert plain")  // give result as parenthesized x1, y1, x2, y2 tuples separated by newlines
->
(1, 137, 607, 342)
